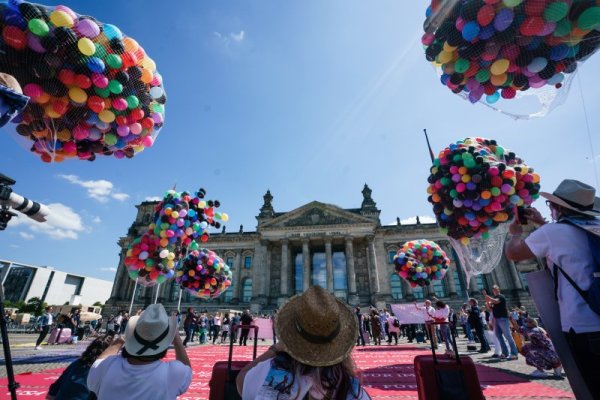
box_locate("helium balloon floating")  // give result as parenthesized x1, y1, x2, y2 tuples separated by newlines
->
(393, 239, 450, 288)
(0, 0, 166, 162)
(423, 0, 600, 118)
(175, 249, 232, 299)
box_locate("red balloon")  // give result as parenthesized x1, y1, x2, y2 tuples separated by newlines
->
(520, 17, 545, 36)
(477, 5, 495, 26)
(525, 0, 546, 16)
(58, 69, 76, 86)
(501, 87, 517, 99)
(141, 117, 154, 129)
(75, 74, 92, 89)
(87, 96, 105, 113)
(3, 26, 27, 50)
(52, 99, 68, 115)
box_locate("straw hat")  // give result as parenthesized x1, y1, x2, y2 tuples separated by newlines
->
(541, 179, 600, 217)
(275, 285, 358, 367)
(124, 304, 177, 357)
(0, 73, 23, 94)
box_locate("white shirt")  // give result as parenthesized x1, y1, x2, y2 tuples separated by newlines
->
(526, 222, 600, 333)
(243, 359, 371, 400)
(87, 355, 192, 400)
(46, 312, 53, 326)
(432, 306, 449, 322)
(421, 306, 435, 322)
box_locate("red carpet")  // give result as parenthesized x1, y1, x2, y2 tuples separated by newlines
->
(1, 345, 574, 399)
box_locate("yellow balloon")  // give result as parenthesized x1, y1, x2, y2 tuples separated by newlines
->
(78, 38, 96, 56)
(142, 57, 156, 72)
(437, 51, 453, 64)
(490, 59, 510, 76)
(221, 213, 229, 222)
(443, 42, 457, 52)
(490, 73, 508, 86)
(98, 110, 115, 123)
(44, 105, 61, 119)
(68, 87, 87, 104)
(50, 10, 74, 28)
(57, 129, 71, 141)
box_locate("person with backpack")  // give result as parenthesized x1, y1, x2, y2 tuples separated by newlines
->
(386, 312, 400, 345)
(505, 179, 600, 397)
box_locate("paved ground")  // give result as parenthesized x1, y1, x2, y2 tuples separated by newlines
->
(0, 333, 573, 395)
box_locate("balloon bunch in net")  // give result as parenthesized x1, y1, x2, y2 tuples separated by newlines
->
(427, 137, 540, 243)
(393, 240, 450, 287)
(176, 249, 232, 299)
(422, 0, 600, 107)
(0, 1, 165, 162)
(124, 188, 228, 287)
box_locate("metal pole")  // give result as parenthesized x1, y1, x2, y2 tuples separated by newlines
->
(0, 281, 19, 400)
(128, 281, 138, 315)
(177, 288, 183, 311)
(154, 283, 161, 304)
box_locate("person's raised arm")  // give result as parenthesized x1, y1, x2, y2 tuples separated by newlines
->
(414, 301, 421, 310)
(481, 289, 500, 304)
(173, 330, 191, 367)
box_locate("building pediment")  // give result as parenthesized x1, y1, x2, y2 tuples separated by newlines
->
(259, 201, 376, 229)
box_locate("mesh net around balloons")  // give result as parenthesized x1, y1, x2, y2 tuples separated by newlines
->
(449, 223, 508, 290)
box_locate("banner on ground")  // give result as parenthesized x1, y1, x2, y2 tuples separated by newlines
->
(388, 303, 426, 325)
(251, 317, 274, 340)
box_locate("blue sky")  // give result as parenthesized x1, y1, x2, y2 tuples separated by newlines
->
(1, 1, 599, 282)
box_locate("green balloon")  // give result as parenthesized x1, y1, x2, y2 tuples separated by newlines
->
(157, 275, 166, 284)
(152, 103, 165, 114)
(464, 158, 476, 168)
(544, 2, 569, 23)
(94, 44, 107, 59)
(108, 80, 123, 94)
(450, 189, 458, 199)
(502, 0, 522, 7)
(476, 69, 490, 83)
(106, 53, 122, 69)
(28, 18, 49, 36)
(455, 58, 470, 74)
(145, 259, 155, 267)
(578, 7, 600, 30)
(491, 187, 501, 196)
(104, 133, 117, 146)
(554, 18, 572, 37)
(129, 270, 139, 279)
(126, 95, 140, 109)
(95, 86, 111, 98)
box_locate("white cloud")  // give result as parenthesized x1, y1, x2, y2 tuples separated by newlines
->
(9, 202, 86, 240)
(144, 196, 162, 202)
(19, 231, 34, 240)
(101, 267, 117, 272)
(58, 174, 129, 203)
(230, 30, 245, 42)
(92, 216, 102, 224)
(399, 215, 437, 225)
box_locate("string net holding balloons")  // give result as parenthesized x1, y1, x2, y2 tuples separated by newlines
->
(422, 0, 600, 119)
(449, 223, 508, 290)
(0, 0, 166, 162)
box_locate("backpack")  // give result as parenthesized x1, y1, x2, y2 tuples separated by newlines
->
(553, 218, 600, 316)
(393, 318, 400, 328)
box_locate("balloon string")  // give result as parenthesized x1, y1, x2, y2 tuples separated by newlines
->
(576, 72, 600, 190)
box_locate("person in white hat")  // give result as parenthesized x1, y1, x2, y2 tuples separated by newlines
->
(505, 179, 600, 396)
(87, 304, 191, 400)
(235, 285, 371, 399)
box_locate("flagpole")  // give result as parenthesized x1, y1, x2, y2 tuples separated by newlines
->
(423, 129, 435, 163)
(128, 281, 138, 315)
(154, 283, 161, 304)
(177, 288, 183, 311)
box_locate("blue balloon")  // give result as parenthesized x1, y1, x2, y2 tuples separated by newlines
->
(103, 24, 123, 40)
(87, 57, 105, 73)
(462, 21, 481, 41)
(486, 92, 500, 104)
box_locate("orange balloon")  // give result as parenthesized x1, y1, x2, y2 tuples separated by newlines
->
(122, 37, 139, 53)
(140, 68, 153, 84)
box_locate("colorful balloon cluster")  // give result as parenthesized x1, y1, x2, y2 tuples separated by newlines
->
(427, 137, 541, 243)
(0, 1, 166, 162)
(176, 249, 232, 298)
(393, 240, 450, 287)
(423, 0, 600, 104)
(124, 188, 229, 287)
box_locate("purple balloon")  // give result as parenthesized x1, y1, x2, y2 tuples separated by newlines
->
(27, 32, 46, 53)
(494, 8, 514, 32)
(76, 18, 101, 38)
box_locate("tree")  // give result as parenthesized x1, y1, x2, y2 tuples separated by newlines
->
(22, 297, 47, 316)
(93, 301, 104, 307)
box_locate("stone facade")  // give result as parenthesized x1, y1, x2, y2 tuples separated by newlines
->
(105, 185, 541, 316)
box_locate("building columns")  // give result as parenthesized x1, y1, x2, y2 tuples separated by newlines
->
(507, 260, 525, 291)
(302, 239, 311, 291)
(232, 251, 243, 302)
(345, 237, 358, 304)
(263, 240, 271, 299)
(280, 240, 289, 297)
(446, 265, 458, 297)
(325, 239, 334, 292)
(366, 236, 380, 295)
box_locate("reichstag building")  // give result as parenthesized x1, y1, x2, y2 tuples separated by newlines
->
(105, 185, 540, 315)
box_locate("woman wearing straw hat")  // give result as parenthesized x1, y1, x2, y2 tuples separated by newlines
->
(505, 179, 600, 397)
(87, 304, 192, 400)
(236, 285, 371, 399)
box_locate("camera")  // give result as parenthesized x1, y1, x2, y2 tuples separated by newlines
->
(0, 173, 49, 229)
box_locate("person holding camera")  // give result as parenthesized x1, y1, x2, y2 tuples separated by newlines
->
(505, 179, 600, 397)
